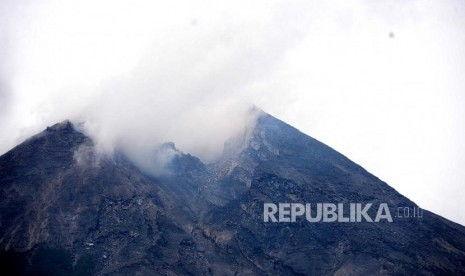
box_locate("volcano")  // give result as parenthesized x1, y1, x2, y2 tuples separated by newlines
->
(1, 111, 464, 275)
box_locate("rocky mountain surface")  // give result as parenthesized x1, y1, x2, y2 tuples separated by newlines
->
(1, 112, 465, 275)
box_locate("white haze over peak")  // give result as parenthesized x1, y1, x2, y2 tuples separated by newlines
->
(0, 0, 311, 162)
(1, 1, 465, 225)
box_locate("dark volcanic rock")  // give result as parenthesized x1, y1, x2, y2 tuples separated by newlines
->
(0, 115, 465, 275)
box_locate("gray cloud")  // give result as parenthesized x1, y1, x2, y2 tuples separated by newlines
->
(76, 2, 312, 165)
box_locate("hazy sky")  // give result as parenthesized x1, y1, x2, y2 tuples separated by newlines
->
(0, 0, 464, 225)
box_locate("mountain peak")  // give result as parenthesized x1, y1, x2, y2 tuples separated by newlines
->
(45, 119, 73, 131)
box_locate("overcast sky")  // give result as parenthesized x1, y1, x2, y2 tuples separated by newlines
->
(0, 0, 464, 225)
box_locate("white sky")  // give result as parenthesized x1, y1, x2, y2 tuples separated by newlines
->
(0, 0, 464, 225)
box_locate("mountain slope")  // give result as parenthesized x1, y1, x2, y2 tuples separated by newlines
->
(0, 114, 464, 275)
(200, 114, 465, 275)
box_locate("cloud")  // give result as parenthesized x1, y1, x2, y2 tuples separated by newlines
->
(0, 0, 312, 166)
(70, 0, 315, 165)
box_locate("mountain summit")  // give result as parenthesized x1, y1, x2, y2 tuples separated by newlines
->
(1, 112, 464, 275)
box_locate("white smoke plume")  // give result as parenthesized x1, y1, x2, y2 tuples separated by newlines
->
(0, 0, 311, 165)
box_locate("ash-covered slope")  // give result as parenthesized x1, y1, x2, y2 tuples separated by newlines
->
(199, 114, 465, 275)
(0, 113, 464, 275)
(0, 121, 209, 275)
